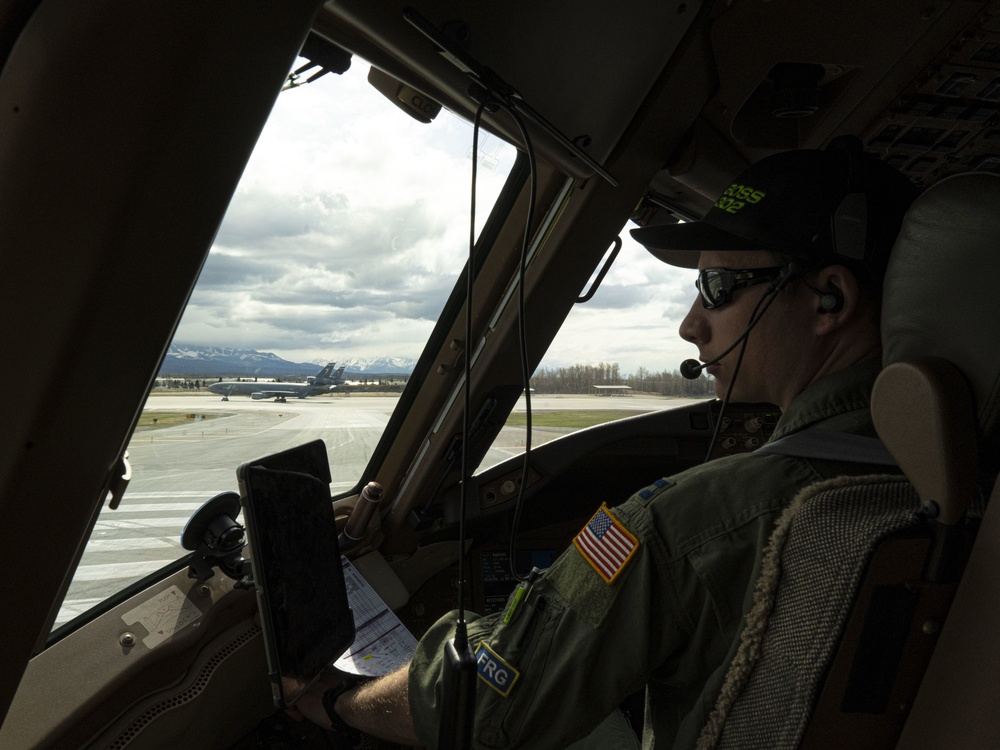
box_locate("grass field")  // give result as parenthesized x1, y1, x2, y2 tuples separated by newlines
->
(136, 412, 219, 428)
(503, 410, 649, 429)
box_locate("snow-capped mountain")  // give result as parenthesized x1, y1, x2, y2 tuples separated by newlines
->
(160, 345, 415, 377)
(324, 356, 416, 375)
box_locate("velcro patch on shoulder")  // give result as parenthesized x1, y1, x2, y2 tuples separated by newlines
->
(572, 504, 639, 584)
(475, 641, 520, 697)
(638, 478, 673, 500)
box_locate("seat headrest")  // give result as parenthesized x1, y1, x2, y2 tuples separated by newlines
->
(882, 172, 1000, 466)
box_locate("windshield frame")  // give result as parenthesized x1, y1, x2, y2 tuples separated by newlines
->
(348, 151, 529, 499)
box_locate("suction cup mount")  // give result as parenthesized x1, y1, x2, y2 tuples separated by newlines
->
(181, 491, 253, 588)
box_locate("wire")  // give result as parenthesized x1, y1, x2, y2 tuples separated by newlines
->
(491, 101, 538, 583)
(459, 93, 539, 587)
(455, 99, 494, 625)
(701, 276, 790, 464)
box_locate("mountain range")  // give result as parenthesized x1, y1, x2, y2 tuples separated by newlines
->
(160, 345, 416, 377)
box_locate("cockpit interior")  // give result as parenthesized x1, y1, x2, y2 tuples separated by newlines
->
(3, 0, 1000, 747)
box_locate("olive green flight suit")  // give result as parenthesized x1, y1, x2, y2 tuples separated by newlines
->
(409, 357, 883, 749)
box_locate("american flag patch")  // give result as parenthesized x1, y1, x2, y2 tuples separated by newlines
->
(573, 504, 639, 584)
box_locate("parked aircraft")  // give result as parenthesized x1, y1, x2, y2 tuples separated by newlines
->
(207, 363, 345, 401)
(4, 2, 1000, 749)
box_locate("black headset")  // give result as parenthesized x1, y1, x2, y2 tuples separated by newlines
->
(829, 135, 869, 264)
(813, 136, 868, 315)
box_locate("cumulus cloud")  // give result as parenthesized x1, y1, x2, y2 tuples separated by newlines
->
(172, 56, 694, 375)
(540, 237, 697, 371)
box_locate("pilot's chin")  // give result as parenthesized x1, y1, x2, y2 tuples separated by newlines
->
(713, 379, 727, 400)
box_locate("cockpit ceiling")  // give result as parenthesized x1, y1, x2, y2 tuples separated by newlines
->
(320, 0, 699, 180)
(322, 1, 1000, 217)
(647, 0, 1000, 220)
(705, 0, 1000, 186)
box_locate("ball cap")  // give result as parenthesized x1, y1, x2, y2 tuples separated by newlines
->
(631, 137, 920, 281)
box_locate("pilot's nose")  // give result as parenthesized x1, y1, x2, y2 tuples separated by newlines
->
(679, 296, 708, 346)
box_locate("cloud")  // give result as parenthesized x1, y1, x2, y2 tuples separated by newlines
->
(173, 60, 503, 365)
(172, 57, 697, 376)
(540, 237, 698, 372)
(214, 191, 351, 247)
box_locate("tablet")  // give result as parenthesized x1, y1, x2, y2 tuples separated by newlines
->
(237, 440, 355, 708)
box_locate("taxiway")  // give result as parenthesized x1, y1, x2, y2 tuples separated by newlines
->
(56, 392, 701, 626)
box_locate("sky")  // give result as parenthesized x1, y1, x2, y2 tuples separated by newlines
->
(172, 57, 700, 376)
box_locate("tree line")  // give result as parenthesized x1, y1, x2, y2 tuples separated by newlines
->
(154, 378, 207, 389)
(530, 362, 715, 397)
(153, 366, 712, 397)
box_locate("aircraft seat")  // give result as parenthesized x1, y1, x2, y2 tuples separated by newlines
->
(693, 172, 1000, 749)
(884, 172, 1000, 749)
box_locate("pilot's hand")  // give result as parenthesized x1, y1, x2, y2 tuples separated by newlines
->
(287, 669, 366, 747)
(286, 669, 342, 730)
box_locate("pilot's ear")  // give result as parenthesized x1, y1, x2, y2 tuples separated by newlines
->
(812, 265, 863, 334)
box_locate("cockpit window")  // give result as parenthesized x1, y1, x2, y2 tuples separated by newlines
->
(476, 231, 713, 473)
(52, 57, 518, 632)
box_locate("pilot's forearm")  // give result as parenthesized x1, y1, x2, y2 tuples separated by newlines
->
(337, 663, 419, 745)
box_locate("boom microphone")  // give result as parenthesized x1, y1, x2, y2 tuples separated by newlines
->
(680, 359, 705, 380)
(679, 329, 752, 380)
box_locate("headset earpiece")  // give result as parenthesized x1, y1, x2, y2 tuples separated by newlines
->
(819, 293, 839, 312)
(818, 284, 844, 313)
(803, 278, 844, 313)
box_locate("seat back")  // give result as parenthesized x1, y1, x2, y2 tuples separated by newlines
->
(695, 172, 1000, 749)
(883, 172, 1000, 749)
(697, 474, 926, 749)
(880, 172, 1000, 474)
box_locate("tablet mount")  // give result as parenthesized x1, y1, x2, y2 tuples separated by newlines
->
(181, 491, 254, 589)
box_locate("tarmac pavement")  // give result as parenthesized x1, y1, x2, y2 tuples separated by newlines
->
(55, 392, 700, 626)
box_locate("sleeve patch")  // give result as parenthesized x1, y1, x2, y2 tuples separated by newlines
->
(572, 504, 640, 584)
(638, 478, 672, 499)
(475, 641, 521, 697)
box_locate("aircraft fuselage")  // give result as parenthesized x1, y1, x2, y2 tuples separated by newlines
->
(207, 363, 343, 401)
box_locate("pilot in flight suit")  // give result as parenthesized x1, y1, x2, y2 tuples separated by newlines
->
(304, 139, 920, 750)
(406, 141, 918, 749)
(409, 357, 884, 749)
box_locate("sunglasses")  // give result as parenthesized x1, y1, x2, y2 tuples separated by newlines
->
(695, 266, 785, 309)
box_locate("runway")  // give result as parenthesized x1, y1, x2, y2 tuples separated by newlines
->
(56, 392, 700, 627)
